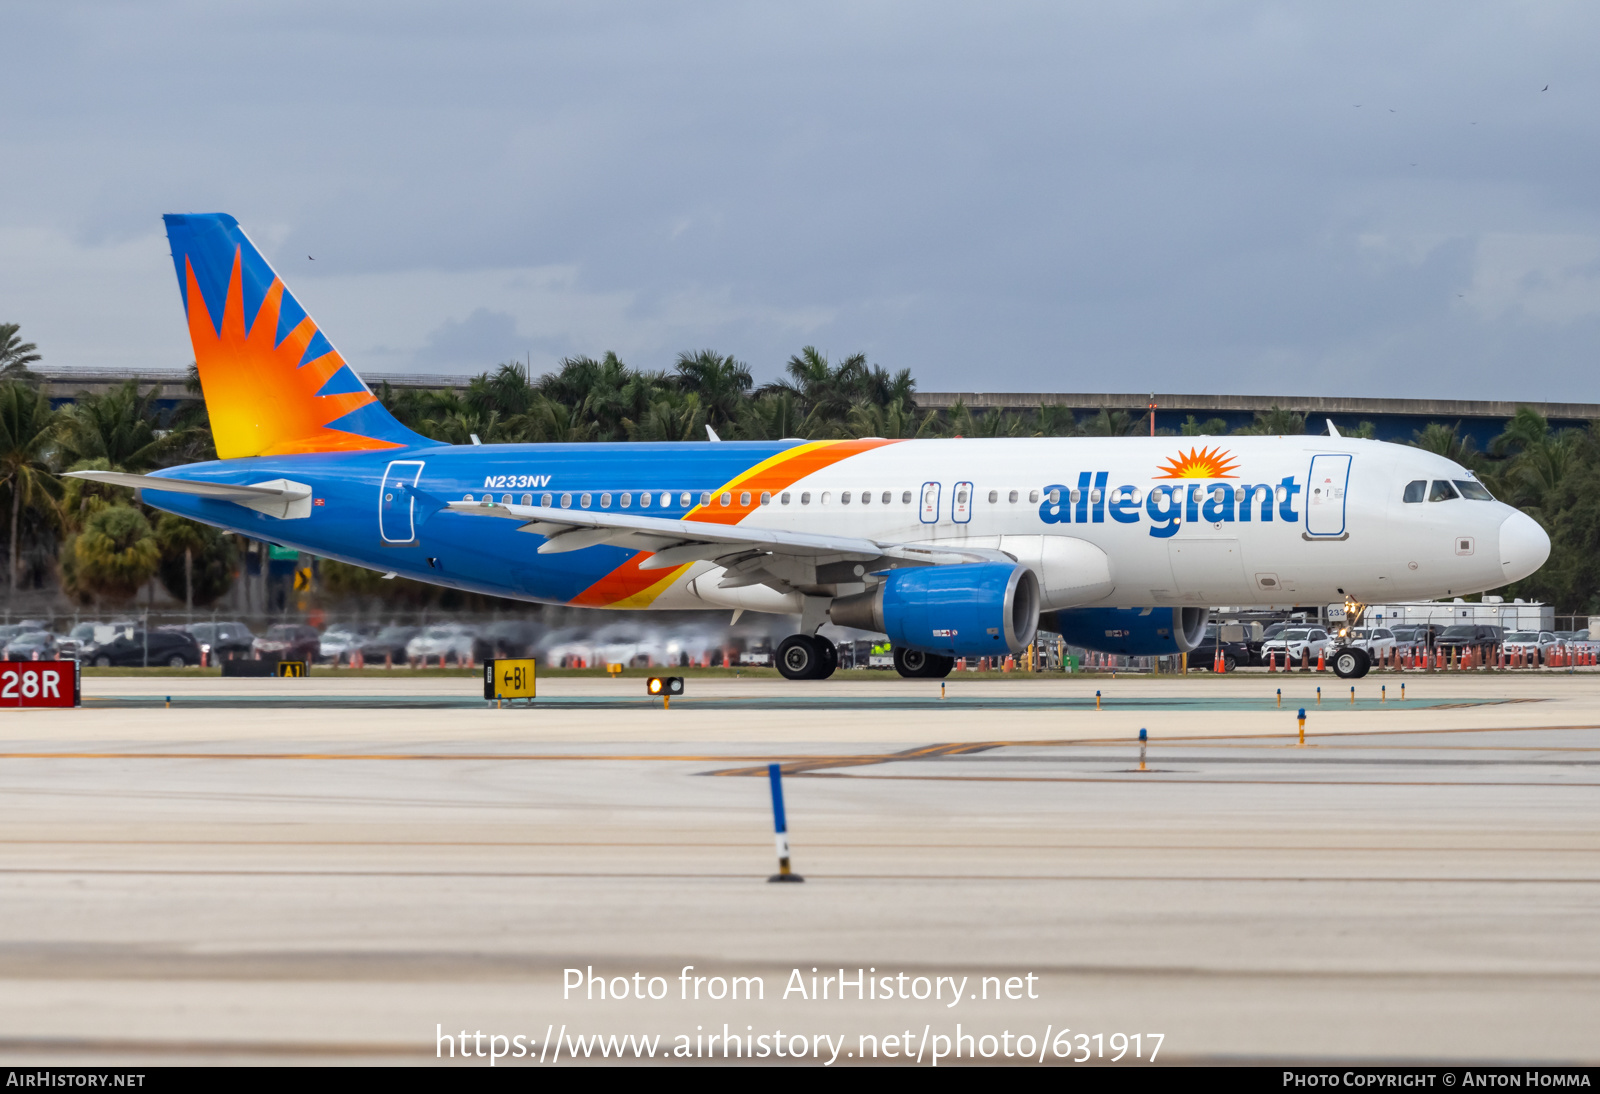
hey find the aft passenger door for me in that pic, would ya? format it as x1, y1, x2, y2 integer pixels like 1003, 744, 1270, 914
1305, 454, 1352, 538
380, 460, 425, 544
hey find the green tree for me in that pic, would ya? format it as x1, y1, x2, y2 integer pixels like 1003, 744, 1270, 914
1078, 408, 1144, 437
845, 397, 940, 440
1236, 407, 1307, 436
673, 350, 752, 432
155, 514, 236, 609
0, 381, 60, 599
1180, 415, 1230, 436
0, 323, 42, 379
59, 380, 172, 470
624, 391, 707, 442
1029, 405, 1077, 437
71, 505, 160, 604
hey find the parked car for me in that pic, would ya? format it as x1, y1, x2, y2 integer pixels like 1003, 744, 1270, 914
1434, 625, 1503, 658
1260, 627, 1332, 665
85, 630, 202, 668
406, 624, 477, 664
470, 621, 543, 663
1195, 623, 1254, 672
359, 626, 421, 664
1502, 630, 1558, 664
2, 631, 59, 661
318, 624, 376, 664
187, 622, 256, 662
1346, 627, 1397, 660
252, 623, 321, 664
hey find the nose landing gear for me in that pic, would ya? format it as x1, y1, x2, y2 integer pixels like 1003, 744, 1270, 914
1331, 646, 1370, 679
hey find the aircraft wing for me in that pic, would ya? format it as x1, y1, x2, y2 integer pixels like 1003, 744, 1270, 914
443, 499, 1006, 581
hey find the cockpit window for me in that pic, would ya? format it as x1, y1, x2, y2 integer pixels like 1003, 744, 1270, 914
1428, 480, 1460, 502
1403, 480, 1426, 503
1454, 479, 1494, 501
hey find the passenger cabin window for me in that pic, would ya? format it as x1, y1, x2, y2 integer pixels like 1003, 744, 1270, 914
860, 491, 871, 505
681, 492, 692, 507
1009, 490, 1018, 503
1403, 480, 1426, 503
841, 491, 851, 504
901, 491, 912, 504
521, 494, 532, 506
600, 493, 612, 508
1455, 479, 1494, 501
560, 493, 573, 508
988, 490, 998, 504
700, 492, 711, 506
541, 493, 553, 507
781, 493, 791, 505
1030, 490, 1039, 503
620, 493, 631, 508
761, 492, 771, 505
740, 491, 751, 506
882, 491, 891, 504
1428, 480, 1460, 502
801, 492, 811, 505
639, 493, 651, 507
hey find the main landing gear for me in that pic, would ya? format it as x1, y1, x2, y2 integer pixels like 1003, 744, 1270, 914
893, 647, 954, 680
776, 634, 838, 680
1330, 646, 1371, 680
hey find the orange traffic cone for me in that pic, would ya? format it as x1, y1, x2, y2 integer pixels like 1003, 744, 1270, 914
1316, 649, 1325, 672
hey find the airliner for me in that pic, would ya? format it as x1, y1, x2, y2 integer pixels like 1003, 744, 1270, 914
69, 214, 1551, 681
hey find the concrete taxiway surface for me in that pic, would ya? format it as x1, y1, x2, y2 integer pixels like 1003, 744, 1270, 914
0, 671, 1595, 1064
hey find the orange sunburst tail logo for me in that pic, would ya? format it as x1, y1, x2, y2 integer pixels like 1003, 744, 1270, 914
1157, 445, 1239, 479
164, 213, 425, 459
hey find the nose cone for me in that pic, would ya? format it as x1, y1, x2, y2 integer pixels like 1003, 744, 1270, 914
1498, 510, 1551, 583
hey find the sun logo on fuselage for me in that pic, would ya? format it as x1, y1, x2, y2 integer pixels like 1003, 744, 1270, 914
1156, 445, 1239, 479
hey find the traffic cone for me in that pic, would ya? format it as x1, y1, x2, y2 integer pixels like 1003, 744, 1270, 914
1214, 648, 1224, 673
1267, 651, 1276, 673
1316, 649, 1325, 672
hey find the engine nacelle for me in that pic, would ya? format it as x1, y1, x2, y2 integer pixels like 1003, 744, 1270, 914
829, 562, 1040, 656
1043, 606, 1209, 656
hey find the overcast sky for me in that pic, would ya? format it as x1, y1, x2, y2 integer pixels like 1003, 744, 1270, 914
4, 2, 1599, 400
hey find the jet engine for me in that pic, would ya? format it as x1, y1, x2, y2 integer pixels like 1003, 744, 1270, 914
829, 562, 1040, 656
1043, 606, 1209, 656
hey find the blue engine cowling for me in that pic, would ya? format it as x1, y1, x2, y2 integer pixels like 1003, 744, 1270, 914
828, 562, 1040, 656
1043, 607, 1209, 655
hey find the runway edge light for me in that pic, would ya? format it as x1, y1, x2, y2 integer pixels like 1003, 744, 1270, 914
766, 763, 804, 884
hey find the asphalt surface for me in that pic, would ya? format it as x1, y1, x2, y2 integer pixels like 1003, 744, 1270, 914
0, 671, 1595, 1065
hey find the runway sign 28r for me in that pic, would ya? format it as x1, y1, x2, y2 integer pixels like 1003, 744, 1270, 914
1, 661, 80, 708
484, 658, 537, 701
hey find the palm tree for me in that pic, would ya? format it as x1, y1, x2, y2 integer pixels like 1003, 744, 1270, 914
739, 391, 818, 440
0, 382, 60, 600
1180, 415, 1230, 436
1078, 408, 1144, 437
845, 397, 940, 440
1234, 406, 1306, 436
0, 324, 42, 378
624, 391, 706, 442
1029, 405, 1076, 437
71, 505, 160, 605
1490, 407, 1580, 519
674, 350, 752, 431
155, 514, 235, 610
58, 380, 171, 470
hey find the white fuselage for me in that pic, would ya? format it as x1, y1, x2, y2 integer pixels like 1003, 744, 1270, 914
648, 435, 1548, 614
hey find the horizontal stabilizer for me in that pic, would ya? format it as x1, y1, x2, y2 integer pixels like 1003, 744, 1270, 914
65, 471, 313, 520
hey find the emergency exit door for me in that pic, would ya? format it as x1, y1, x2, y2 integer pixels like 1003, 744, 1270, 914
1305, 454, 1351, 537
380, 460, 425, 544
919, 481, 941, 524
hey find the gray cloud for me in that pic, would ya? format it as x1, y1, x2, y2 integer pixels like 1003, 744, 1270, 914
2, 2, 1599, 400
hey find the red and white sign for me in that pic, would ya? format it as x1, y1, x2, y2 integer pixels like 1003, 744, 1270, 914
1, 661, 79, 708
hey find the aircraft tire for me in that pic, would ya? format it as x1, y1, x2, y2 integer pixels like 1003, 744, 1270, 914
813, 636, 838, 680
1331, 647, 1370, 680
893, 647, 955, 679
777, 635, 822, 680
